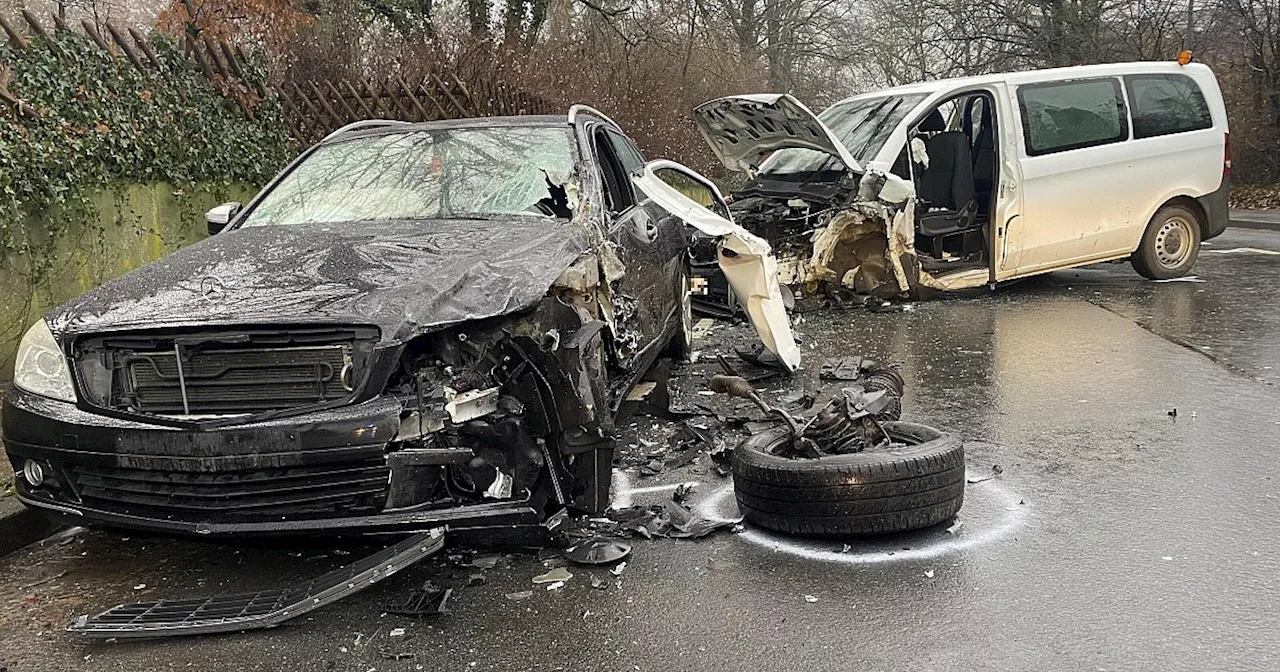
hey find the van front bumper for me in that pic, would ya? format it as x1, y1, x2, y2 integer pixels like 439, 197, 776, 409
2, 387, 543, 537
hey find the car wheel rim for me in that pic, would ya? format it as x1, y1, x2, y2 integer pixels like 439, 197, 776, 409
1154, 216, 1194, 269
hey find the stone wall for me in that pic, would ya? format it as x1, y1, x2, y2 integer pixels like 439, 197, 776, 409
0, 182, 258, 382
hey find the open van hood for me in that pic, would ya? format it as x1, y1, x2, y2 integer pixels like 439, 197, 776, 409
693, 94, 861, 175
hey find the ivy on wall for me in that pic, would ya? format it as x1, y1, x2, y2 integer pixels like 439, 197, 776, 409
0, 30, 295, 285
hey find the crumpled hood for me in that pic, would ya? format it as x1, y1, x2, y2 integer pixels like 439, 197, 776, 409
46, 218, 589, 344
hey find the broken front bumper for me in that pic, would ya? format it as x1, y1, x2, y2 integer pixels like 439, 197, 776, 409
1, 387, 544, 536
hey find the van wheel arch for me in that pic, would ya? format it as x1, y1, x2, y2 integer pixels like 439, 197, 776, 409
1164, 195, 1208, 237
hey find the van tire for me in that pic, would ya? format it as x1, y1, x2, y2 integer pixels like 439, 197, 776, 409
1132, 204, 1202, 280
731, 423, 965, 537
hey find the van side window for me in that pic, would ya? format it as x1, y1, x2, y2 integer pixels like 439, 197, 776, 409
1123, 74, 1213, 139
1017, 78, 1128, 156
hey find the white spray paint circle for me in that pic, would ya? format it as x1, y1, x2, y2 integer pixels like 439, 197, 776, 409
611, 469, 1029, 565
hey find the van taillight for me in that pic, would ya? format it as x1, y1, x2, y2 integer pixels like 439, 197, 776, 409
1224, 133, 1232, 177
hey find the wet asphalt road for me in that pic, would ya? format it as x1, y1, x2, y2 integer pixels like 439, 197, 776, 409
4, 228, 1280, 671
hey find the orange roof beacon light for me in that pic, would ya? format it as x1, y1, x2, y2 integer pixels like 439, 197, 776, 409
1177, 50, 1193, 66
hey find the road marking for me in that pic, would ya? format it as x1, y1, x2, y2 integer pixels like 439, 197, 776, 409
1205, 247, 1280, 256
610, 471, 703, 509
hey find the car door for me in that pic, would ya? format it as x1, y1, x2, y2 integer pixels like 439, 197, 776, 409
631, 160, 801, 371
589, 125, 683, 360
1004, 76, 1138, 274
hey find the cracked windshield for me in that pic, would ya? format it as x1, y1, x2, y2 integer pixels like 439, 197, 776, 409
241, 126, 574, 226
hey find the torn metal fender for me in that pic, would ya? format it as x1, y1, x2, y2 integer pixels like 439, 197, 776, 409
801, 170, 926, 297
632, 161, 802, 371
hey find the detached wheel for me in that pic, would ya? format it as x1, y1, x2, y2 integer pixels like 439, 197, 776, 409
732, 422, 964, 537
1132, 204, 1202, 280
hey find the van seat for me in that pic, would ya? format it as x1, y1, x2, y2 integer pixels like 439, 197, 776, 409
918, 131, 978, 237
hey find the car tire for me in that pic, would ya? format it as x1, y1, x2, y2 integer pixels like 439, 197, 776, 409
667, 266, 695, 361
1132, 204, 1202, 280
732, 422, 964, 537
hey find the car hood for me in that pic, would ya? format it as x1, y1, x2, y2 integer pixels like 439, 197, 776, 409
46, 217, 590, 345
693, 93, 861, 175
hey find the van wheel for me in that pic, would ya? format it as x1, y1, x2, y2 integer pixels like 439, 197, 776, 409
1132, 205, 1202, 280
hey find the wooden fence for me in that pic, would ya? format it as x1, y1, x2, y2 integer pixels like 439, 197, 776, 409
0, 11, 556, 143
280, 73, 557, 144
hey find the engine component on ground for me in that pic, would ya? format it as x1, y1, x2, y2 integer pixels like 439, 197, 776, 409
802, 386, 895, 455
67, 529, 445, 638
732, 423, 964, 536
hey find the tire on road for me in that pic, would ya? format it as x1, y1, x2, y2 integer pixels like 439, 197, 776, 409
732, 422, 965, 537
1131, 203, 1202, 280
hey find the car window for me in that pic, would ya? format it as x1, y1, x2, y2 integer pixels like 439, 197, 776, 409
240, 127, 574, 226
1017, 78, 1128, 156
1124, 74, 1213, 139
594, 128, 635, 212
967, 97, 986, 144
652, 167, 732, 220
605, 130, 646, 175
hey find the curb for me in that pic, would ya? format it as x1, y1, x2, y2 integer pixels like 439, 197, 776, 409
1230, 210, 1280, 232
0, 496, 65, 558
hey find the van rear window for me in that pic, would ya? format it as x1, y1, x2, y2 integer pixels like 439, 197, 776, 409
1017, 78, 1128, 156
1124, 74, 1213, 139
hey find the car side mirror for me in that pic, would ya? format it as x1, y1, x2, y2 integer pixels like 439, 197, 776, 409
205, 202, 241, 235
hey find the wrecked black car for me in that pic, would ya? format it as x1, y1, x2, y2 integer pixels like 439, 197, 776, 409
4, 108, 797, 537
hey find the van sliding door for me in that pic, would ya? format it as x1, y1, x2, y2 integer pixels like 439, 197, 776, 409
1004, 77, 1136, 275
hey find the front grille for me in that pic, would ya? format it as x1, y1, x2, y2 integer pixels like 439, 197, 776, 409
73, 326, 377, 418
67, 460, 390, 518
124, 346, 351, 414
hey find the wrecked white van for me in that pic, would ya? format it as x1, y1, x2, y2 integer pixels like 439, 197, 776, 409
694, 59, 1230, 297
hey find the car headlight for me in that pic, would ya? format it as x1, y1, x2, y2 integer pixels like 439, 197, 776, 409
14, 319, 77, 403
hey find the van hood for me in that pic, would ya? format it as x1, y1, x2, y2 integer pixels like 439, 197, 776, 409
693, 94, 861, 175
45, 218, 589, 344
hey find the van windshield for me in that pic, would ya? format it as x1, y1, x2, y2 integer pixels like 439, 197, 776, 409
240, 126, 575, 226
761, 93, 928, 176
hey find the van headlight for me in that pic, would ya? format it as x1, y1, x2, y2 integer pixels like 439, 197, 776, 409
14, 320, 77, 403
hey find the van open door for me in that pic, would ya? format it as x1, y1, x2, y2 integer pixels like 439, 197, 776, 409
990, 83, 1025, 283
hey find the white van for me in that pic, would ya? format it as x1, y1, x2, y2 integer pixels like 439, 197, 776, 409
693, 59, 1230, 296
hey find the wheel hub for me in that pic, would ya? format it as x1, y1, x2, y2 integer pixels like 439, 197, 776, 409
1154, 217, 1194, 268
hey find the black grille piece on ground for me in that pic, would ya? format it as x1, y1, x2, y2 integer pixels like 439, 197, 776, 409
124, 345, 351, 414
67, 460, 390, 519
68, 529, 445, 638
